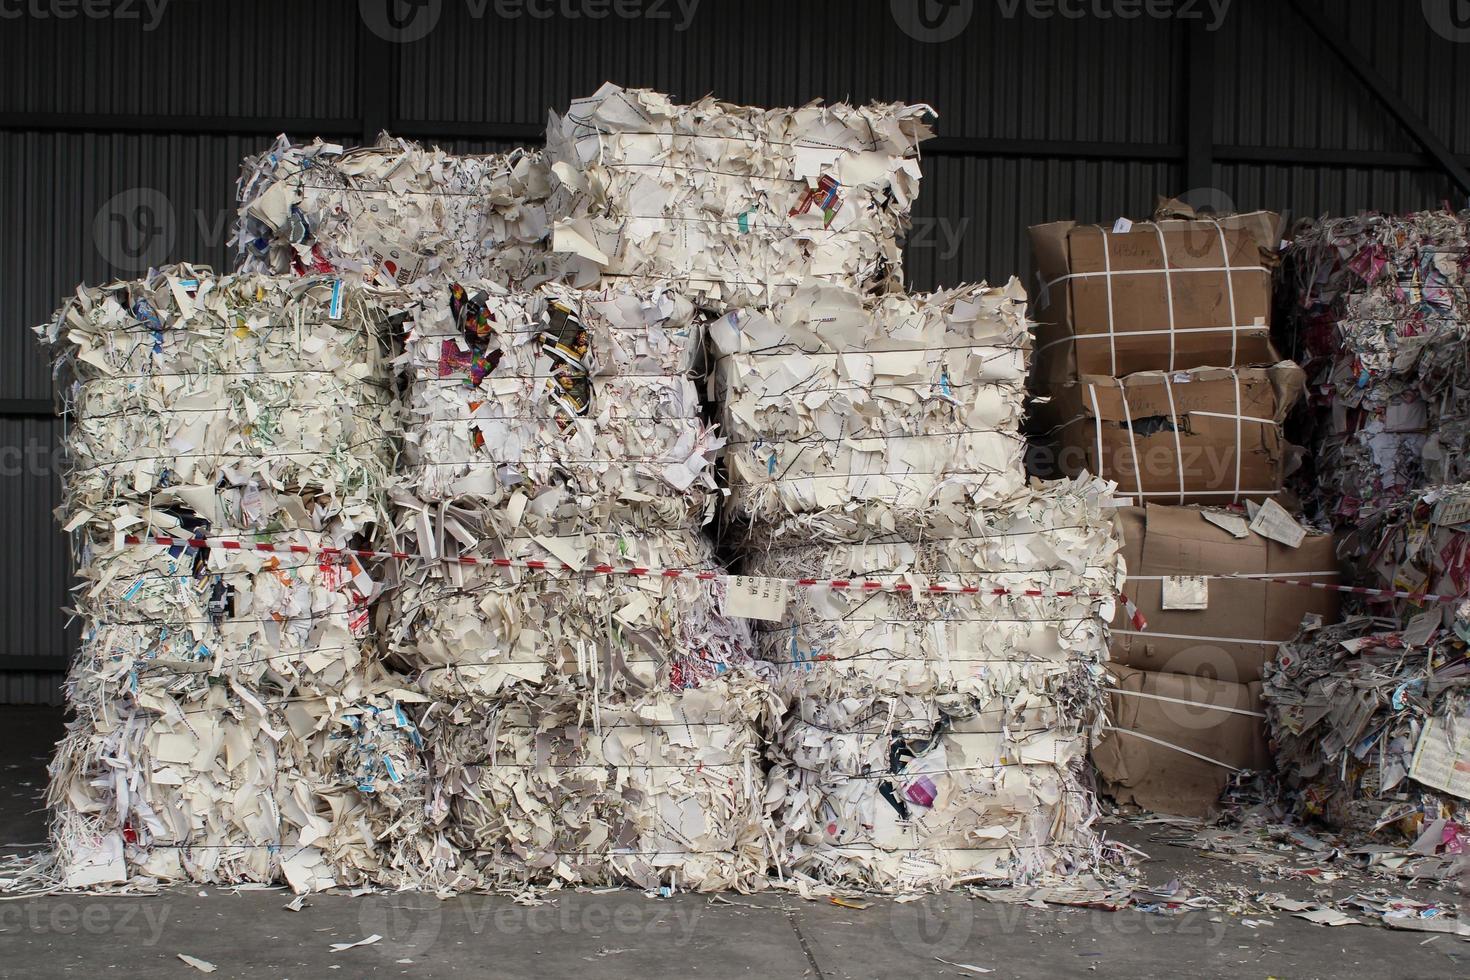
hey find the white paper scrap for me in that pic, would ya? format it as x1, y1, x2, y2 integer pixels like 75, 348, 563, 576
724, 576, 793, 621
1409, 718, 1470, 801
330, 935, 383, 953
177, 955, 218, 973
1201, 510, 1251, 539
1248, 498, 1306, 548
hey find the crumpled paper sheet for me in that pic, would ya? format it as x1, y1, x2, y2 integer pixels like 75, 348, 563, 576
403, 678, 778, 892
386, 500, 758, 701
236, 133, 565, 289
391, 279, 722, 532
1284, 211, 1470, 523
1262, 615, 1469, 845
711, 280, 1031, 544
35, 265, 398, 535
546, 83, 934, 308
46, 538, 426, 892
765, 692, 1100, 891
748, 477, 1123, 890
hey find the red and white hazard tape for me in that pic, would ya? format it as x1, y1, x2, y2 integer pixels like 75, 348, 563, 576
120, 534, 1108, 600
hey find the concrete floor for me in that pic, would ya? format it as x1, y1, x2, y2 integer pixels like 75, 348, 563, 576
1, 706, 1465, 979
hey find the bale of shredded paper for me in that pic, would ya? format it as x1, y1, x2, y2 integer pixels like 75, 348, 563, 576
236, 134, 564, 289
712, 280, 1031, 544
35, 265, 398, 535
408, 679, 777, 892
546, 83, 933, 307
765, 690, 1103, 890
1283, 210, 1470, 523
748, 478, 1122, 888
1348, 482, 1470, 618
392, 279, 721, 531
1262, 616, 1470, 851
46, 538, 425, 891
385, 508, 756, 701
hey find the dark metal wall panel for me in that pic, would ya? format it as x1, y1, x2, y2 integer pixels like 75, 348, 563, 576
394, 0, 1182, 146
0, 417, 70, 670
0, 672, 65, 707
1215, 162, 1457, 229
1214, 0, 1470, 155
0, 0, 357, 121
1, 131, 279, 403
904, 155, 1184, 293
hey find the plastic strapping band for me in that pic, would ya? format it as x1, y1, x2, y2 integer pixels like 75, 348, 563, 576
1101, 228, 1117, 375
1214, 220, 1239, 367
1117, 384, 1143, 498
1105, 687, 1267, 719
1154, 225, 1177, 372
1162, 375, 1185, 503
1088, 384, 1106, 482
1232, 372, 1243, 504
1102, 726, 1242, 771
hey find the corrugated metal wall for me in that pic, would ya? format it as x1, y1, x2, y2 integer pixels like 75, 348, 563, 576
2, 0, 1465, 702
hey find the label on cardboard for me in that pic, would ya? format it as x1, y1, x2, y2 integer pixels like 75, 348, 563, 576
1249, 498, 1306, 548
1111, 217, 1133, 234
1409, 718, 1470, 802
725, 576, 793, 621
1161, 575, 1209, 610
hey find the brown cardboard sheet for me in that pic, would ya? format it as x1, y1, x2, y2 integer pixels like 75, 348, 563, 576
1093, 665, 1269, 818
1048, 364, 1305, 505
1031, 211, 1282, 383
1109, 504, 1341, 683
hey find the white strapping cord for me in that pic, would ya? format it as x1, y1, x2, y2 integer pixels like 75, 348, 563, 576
1154, 225, 1178, 372
1044, 265, 1271, 290
1117, 385, 1143, 498
1112, 628, 1284, 645
1232, 372, 1243, 504
1213, 220, 1240, 367
1162, 374, 1185, 503
1088, 384, 1107, 483
1105, 687, 1267, 718
1101, 229, 1118, 375
1103, 726, 1243, 771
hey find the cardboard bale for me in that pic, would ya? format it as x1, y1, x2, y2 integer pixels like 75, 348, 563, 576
1093, 665, 1269, 818
1111, 504, 1341, 683
1030, 211, 1281, 384
1046, 363, 1305, 505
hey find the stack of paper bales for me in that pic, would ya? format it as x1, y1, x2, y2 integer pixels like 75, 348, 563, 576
236, 134, 571, 290
1283, 210, 1470, 524
1031, 204, 1304, 506
36, 267, 421, 891
750, 481, 1122, 889
546, 83, 933, 309
709, 265, 1122, 888
1093, 504, 1340, 817
383, 277, 772, 891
